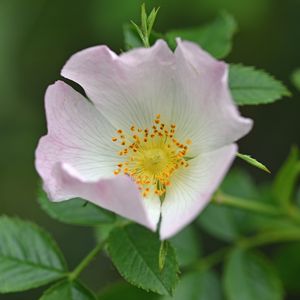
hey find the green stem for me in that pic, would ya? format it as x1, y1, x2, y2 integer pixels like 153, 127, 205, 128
143, 36, 150, 48
68, 240, 106, 281
187, 228, 300, 273
213, 192, 300, 225
213, 192, 282, 216
239, 228, 300, 249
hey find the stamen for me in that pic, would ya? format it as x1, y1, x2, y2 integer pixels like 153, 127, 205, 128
112, 114, 191, 198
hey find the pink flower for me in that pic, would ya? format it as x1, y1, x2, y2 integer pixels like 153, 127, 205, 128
35, 40, 252, 239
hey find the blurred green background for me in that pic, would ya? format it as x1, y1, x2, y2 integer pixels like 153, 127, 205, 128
0, 0, 299, 299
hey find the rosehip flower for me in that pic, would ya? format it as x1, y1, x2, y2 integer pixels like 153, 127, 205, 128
35, 39, 252, 239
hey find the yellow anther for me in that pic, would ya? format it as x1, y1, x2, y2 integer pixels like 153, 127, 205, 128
111, 115, 191, 197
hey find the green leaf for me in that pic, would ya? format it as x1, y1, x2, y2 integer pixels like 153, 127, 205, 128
95, 223, 118, 244
273, 147, 300, 209
291, 68, 300, 91
0, 216, 67, 293
273, 243, 300, 293
38, 189, 115, 226
170, 226, 201, 267
129, 21, 145, 48
128, 4, 160, 48
162, 271, 222, 300
147, 7, 160, 35
236, 153, 270, 173
40, 281, 96, 300
94, 216, 130, 244
198, 204, 241, 241
198, 169, 259, 241
229, 64, 291, 105
159, 240, 169, 271
107, 224, 179, 296
224, 249, 283, 300
166, 12, 237, 58
123, 24, 162, 50
141, 3, 148, 37
98, 282, 158, 300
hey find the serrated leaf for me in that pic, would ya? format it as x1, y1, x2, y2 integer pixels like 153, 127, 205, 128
224, 249, 283, 300
107, 224, 179, 296
166, 12, 237, 58
291, 68, 300, 91
40, 280, 96, 300
162, 270, 222, 300
198, 169, 259, 241
273, 147, 300, 209
237, 153, 270, 173
98, 282, 157, 300
229, 64, 290, 105
0, 216, 67, 293
170, 226, 201, 267
38, 189, 115, 226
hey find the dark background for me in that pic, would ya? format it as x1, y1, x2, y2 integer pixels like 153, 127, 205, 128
0, 0, 299, 299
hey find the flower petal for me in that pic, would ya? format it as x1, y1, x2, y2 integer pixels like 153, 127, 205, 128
61, 40, 176, 130
50, 163, 161, 231
35, 81, 161, 230
35, 81, 119, 189
61, 40, 251, 157
160, 144, 237, 240
172, 40, 252, 153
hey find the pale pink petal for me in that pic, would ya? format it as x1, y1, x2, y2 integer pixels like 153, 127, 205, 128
35, 81, 119, 187
160, 144, 237, 240
61, 40, 176, 131
35, 81, 161, 230
61, 40, 251, 157
50, 163, 161, 230
37, 41, 253, 237
172, 40, 252, 153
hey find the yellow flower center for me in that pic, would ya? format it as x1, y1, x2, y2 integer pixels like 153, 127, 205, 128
112, 114, 192, 198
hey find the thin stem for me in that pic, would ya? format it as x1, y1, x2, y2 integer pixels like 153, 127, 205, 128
213, 192, 300, 225
239, 228, 300, 249
68, 240, 106, 281
213, 192, 282, 216
187, 228, 300, 273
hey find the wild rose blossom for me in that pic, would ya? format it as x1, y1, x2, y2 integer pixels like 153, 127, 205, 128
35, 39, 252, 239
